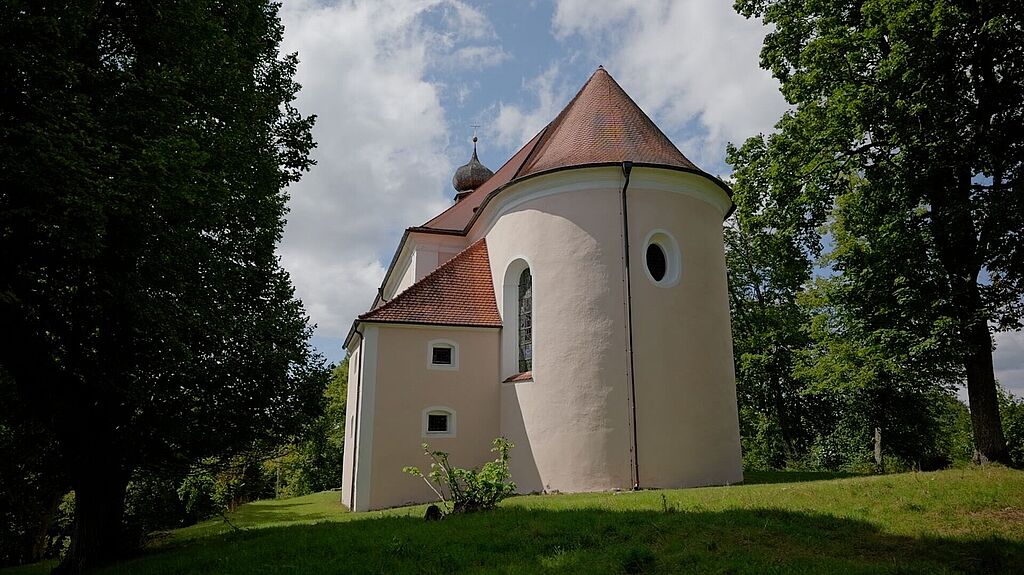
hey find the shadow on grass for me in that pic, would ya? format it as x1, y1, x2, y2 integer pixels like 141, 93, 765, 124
741, 470, 862, 485
94, 506, 1022, 575
171, 499, 350, 535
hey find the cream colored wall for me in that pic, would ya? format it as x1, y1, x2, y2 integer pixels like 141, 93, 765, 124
366, 324, 500, 510
482, 172, 635, 493
477, 166, 740, 494
351, 165, 740, 508
627, 181, 743, 488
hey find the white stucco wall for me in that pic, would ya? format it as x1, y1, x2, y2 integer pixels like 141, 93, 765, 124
481, 170, 635, 493
386, 233, 469, 301
340, 344, 360, 509
627, 182, 743, 488
478, 166, 740, 493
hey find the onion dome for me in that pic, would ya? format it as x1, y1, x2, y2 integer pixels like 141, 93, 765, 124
452, 136, 494, 200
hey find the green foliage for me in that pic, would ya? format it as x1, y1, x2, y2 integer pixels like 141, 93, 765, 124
177, 472, 220, 523
0, 373, 66, 567
123, 475, 189, 547
1001, 389, 1024, 468
0, 0, 324, 568
726, 217, 814, 468
730, 0, 1024, 464
273, 360, 348, 497
738, 408, 783, 471
403, 438, 516, 514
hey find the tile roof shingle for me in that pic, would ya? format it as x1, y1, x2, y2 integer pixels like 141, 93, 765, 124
359, 238, 501, 328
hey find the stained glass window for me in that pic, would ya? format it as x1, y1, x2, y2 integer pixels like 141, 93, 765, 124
518, 268, 532, 373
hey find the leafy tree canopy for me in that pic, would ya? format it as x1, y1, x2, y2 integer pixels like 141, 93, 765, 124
731, 0, 1024, 463
0, 1, 324, 571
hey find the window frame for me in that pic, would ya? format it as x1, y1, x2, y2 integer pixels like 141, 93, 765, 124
426, 339, 459, 371
502, 257, 535, 382
642, 229, 682, 287
421, 406, 456, 438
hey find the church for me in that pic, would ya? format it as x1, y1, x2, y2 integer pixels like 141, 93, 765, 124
341, 67, 742, 511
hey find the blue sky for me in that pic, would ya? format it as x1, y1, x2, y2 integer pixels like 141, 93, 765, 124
275, 0, 1023, 397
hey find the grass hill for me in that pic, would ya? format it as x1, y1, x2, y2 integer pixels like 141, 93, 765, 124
5, 467, 1024, 574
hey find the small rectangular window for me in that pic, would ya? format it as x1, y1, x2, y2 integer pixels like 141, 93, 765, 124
427, 413, 449, 433
431, 346, 452, 365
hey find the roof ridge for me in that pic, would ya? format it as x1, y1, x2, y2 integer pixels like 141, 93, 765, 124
360, 237, 488, 319
510, 68, 602, 180
510, 125, 549, 181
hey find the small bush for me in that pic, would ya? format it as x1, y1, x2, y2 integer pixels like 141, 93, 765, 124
403, 437, 516, 514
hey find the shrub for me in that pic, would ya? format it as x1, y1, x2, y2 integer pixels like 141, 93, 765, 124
403, 437, 516, 514
1001, 389, 1024, 468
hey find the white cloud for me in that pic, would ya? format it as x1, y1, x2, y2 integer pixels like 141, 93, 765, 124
278, 0, 505, 340
995, 331, 1024, 398
490, 63, 572, 149
449, 45, 511, 69
551, 0, 788, 170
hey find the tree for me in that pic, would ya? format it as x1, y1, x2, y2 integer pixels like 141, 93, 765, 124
733, 0, 1024, 463
275, 359, 348, 496
0, 1, 324, 571
0, 372, 67, 567
724, 212, 814, 467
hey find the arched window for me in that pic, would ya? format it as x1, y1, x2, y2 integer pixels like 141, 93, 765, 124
518, 268, 532, 372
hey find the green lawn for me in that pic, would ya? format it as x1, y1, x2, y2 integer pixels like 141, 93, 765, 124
6, 466, 1024, 574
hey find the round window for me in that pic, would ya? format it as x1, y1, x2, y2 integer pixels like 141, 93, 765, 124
642, 230, 681, 287
646, 243, 667, 282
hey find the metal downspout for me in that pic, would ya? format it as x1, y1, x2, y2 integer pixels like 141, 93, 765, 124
347, 326, 364, 507
620, 161, 640, 490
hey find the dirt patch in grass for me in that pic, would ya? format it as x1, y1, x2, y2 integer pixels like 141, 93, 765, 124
973, 508, 1024, 523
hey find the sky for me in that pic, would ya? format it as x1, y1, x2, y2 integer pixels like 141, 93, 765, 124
274, 0, 1023, 398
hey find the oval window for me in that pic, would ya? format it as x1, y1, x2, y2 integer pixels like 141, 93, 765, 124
646, 243, 667, 282
642, 230, 681, 287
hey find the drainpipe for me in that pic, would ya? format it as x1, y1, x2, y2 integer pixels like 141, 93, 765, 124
620, 161, 640, 490
347, 325, 365, 508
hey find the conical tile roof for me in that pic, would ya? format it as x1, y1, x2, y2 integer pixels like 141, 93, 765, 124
423, 67, 709, 232
515, 66, 697, 177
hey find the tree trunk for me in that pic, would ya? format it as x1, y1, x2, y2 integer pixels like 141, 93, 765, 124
54, 468, 130, 574
964, 316, 1009, 464
926, 168, 1009, 465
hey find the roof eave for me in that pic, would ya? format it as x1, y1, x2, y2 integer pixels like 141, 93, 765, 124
461, 162, 735, 234
358, 319, 502, 329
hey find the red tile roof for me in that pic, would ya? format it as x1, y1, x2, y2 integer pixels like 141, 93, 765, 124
422, 131, 543, 231
359, 238, 501, 328
517, 67, 697, 177
420, 67, 701, 232
502, 371, 533, 383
